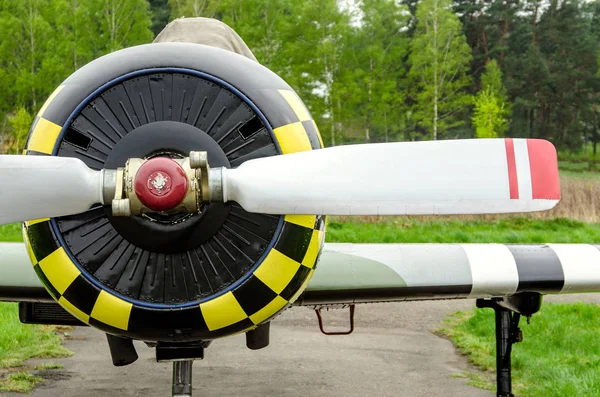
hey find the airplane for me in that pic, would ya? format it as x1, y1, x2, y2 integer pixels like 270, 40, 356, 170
0, 17, 594, 397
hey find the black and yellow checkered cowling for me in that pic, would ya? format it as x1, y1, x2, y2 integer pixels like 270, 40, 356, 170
22, 43, 326, 342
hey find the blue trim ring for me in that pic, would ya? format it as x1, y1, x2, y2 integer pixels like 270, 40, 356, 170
24, 64, 325, 339
47, 68, 284, 309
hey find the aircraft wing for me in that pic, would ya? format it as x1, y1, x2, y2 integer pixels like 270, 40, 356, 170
295, 243, 600, 306
2, 241, 600, 306
0, 243, 50, 302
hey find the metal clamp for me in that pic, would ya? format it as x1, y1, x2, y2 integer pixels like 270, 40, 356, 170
315, 305, 355, 335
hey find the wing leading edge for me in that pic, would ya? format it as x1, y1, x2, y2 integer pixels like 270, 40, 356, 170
295, 243, 600, 306
0, 243, 50, 302
2, 242, 600, 306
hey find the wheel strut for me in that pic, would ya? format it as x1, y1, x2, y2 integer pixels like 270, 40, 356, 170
477, 298, 526, 397
172, 360, 193, 397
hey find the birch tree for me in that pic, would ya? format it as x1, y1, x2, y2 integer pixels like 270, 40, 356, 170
408, 0, 472, 140
88, 0, 154, 53
353, 0, 411, 142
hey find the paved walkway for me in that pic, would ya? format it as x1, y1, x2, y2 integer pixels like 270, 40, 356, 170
8, 294, 600, 397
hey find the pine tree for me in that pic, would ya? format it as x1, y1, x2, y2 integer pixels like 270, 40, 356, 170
473, 88, 507, 138
473, 59, 510, 138
149, 0, 171, 35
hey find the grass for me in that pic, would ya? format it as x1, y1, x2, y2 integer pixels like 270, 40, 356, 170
0, 303, 71, 393
439, 303, 600, 397
326, 217, 600, 243
559, 168, 600, 180
0, 373, 41, 393
0, 303, 71, 369
0, 223, 22, 242
5, 217, 600, 244
33, 362, 63, 371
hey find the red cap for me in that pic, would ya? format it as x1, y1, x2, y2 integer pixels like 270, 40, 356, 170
134, 157, 188, 211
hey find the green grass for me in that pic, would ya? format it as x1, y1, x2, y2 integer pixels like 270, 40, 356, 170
326, 217, 600, 244
0, 303, 71, 393
0, 223, 22, 242
33, 362, 63, 371
0, 373, 41, 393
439, 303, 600, 397
559, 167, 600, 180
0, 303, 71, 369
4, 217, 600, 245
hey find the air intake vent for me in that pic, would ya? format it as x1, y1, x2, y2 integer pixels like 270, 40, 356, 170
19, 302, 87, 326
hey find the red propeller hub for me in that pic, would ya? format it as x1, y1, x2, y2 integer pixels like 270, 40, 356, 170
134, 157, 188, 211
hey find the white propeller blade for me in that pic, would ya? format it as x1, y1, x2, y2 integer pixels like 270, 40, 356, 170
0, 156, 104, 225
222, 138, 560, 215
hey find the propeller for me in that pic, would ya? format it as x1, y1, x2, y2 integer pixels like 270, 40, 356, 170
0, 138, 559, 224
222, 138, 560, 215
0, 156, 106, 224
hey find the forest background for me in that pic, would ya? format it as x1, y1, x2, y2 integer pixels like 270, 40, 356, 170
2, 0, 600, 155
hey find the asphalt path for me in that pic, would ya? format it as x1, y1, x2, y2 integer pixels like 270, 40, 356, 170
8, 295, 599, 397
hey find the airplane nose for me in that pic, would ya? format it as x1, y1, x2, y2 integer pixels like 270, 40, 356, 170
134, 156, 188, 211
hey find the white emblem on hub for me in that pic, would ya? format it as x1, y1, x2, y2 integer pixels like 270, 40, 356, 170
151, 173, 169, 191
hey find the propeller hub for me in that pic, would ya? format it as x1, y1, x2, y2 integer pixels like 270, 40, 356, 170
134, 157, 188, 211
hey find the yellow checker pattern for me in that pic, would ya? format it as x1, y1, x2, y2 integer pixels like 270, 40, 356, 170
25, 216, 325, 336
302, 230, 324, 269
254, 249, 302, 295
38, 248, 80, 295
59, 296, 90, 323
22, 84, 326, 340
273, 122, 312, 154
91, 291, 133, 330
24, 218, 51, 262
200, 291, 248, 331
289, 269, 315, 303
250, 296, 289, 324
26, 117, 62, 154
284, 214, 316, 229
23, 222, 132, 332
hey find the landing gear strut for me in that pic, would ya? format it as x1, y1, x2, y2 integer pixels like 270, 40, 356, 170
158, 323, 272, 396
476, 293, 542, 397
172, 361, 193, 397
156, 343, 206, 397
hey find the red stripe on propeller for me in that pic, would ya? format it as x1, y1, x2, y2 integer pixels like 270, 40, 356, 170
504, 138, 519, 199
527, 139, 560, 200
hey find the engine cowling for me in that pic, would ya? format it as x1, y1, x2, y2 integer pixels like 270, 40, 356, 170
22, 43, 326, 342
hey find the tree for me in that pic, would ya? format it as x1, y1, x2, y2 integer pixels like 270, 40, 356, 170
472, 88, 507, 138
149, 0, 171, 35
502, 0, 597, 149
217, 0, 295, 74
0, 0, 154, 151
87, 0, 154, 53
408, 0, 472, 140
349, 0, 411, 143
217, 0, 352, 146
473, 59, 510, 138
0, 0, 53, 111
6, 108, 33, 154
169, 0, 219, 19
535, 0, 598, 149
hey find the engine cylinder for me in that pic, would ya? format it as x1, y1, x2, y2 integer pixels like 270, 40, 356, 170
23, 43, 326, 342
